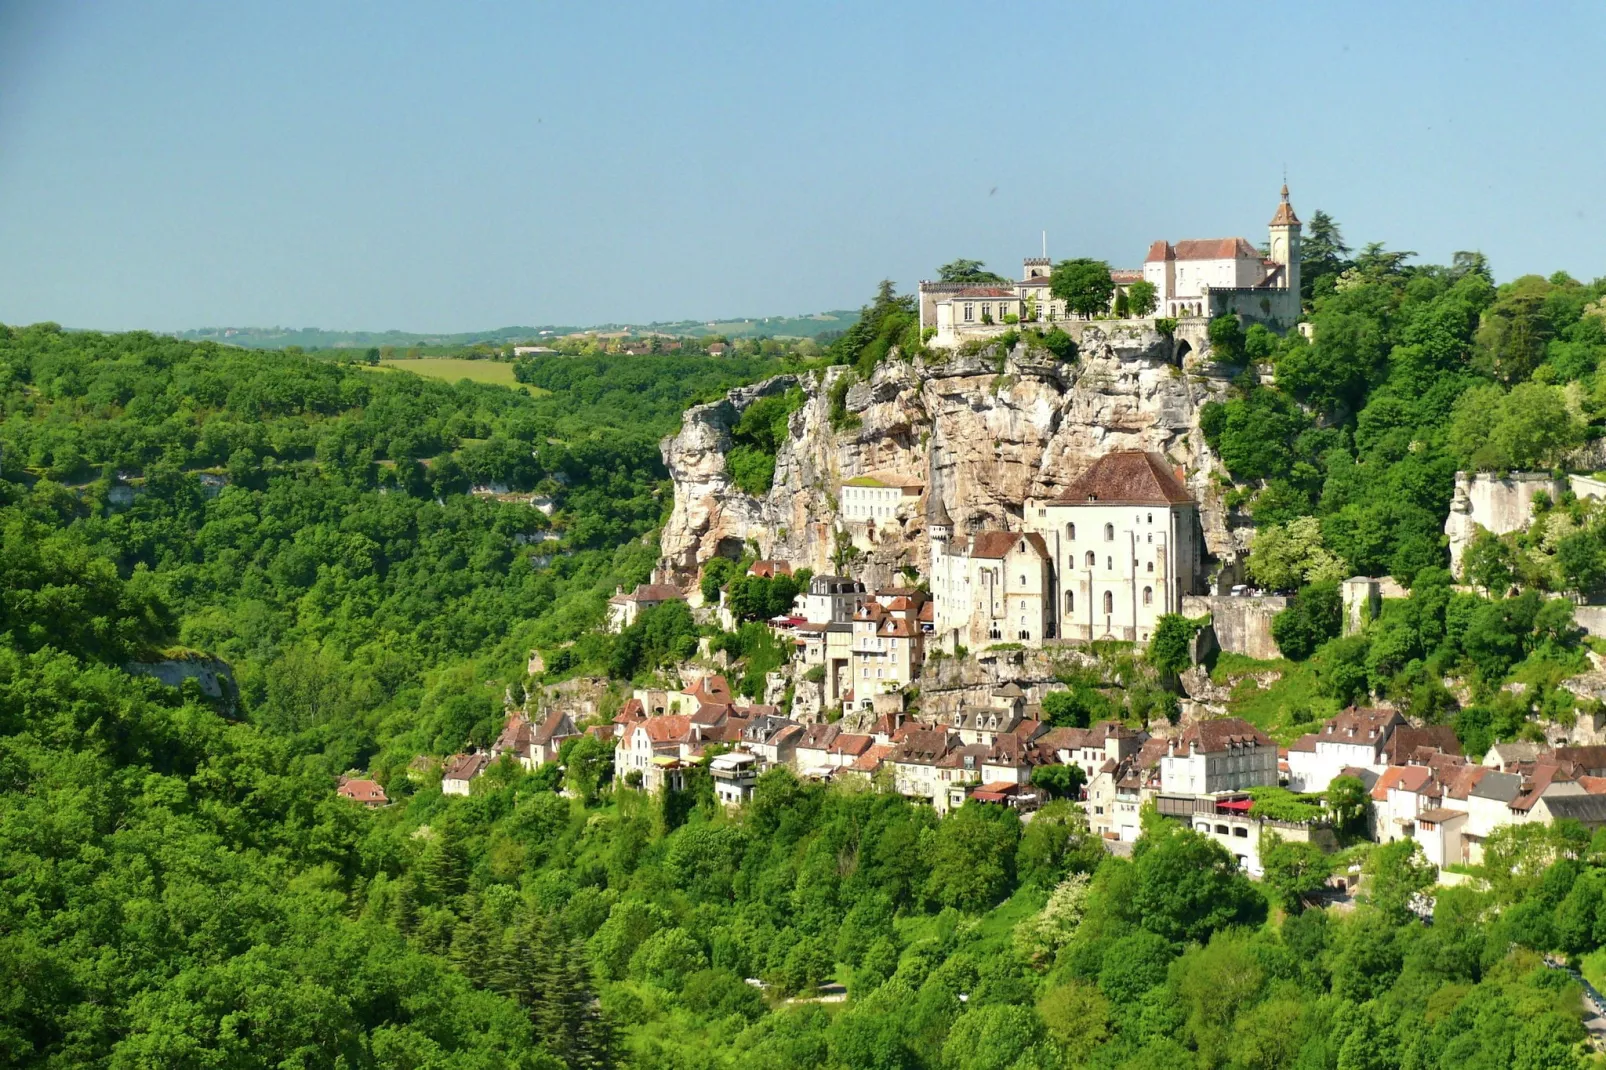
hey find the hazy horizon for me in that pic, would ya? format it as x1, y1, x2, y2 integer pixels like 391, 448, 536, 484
4, 1, 1604, 333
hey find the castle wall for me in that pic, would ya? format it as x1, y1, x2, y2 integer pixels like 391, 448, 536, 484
1181, 594, 1287, 660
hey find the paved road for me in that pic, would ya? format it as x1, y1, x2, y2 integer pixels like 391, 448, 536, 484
1543, 955, 1606, 1045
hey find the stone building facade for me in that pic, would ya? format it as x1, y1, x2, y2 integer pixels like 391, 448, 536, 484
1026, 451, 1204, 643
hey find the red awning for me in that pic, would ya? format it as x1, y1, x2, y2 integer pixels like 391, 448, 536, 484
1217, 798, 1254, 812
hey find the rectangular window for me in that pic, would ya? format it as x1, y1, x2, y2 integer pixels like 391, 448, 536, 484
963, 303, 974, 322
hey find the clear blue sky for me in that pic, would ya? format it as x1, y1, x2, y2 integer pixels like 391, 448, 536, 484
2, 1, 1603, 333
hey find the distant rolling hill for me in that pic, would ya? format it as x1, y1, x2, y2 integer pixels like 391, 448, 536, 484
175, 310, 859, 350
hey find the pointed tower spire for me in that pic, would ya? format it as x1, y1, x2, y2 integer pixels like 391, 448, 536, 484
1269, 182, 1299, 227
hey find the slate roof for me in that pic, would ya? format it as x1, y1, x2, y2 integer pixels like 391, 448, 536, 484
1469, 770, 1523, 804
1542, 794, 1606, 822
1058, 451, 1193, 506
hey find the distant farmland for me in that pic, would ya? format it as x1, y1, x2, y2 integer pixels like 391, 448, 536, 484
377, 357, 528, 388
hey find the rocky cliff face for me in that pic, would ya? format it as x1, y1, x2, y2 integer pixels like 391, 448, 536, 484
659, 326, 1237, 591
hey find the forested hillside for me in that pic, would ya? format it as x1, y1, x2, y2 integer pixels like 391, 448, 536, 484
8, 254, 1606, 1070
0, 325, 784, 775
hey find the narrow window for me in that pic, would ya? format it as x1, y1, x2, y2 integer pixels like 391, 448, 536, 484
1085, 551, 1095, 567
1103, 591, 1113, 614
1106, 556, 1113, 570
1143, 586, 1153, 606
1067, 522, 1076, 540
1104, 523, 1114, 541
1065, 591, 1074, 613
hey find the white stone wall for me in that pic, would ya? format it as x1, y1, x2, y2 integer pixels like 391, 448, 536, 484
1445, 471, 1565, 576
1031, 501, 1197, 642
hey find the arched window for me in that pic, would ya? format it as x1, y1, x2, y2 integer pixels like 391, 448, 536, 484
1018, 575, 1026, 586
1084, 551, 1095, 567
1147, 513, 1153, 523
1065, 591, 1074, 613
1103, 590, 1113, 614
1146, 561, 1154, 572
1143, 586, 1153, 606
1104, 523, 1114, 541
1066, 522, 1076, 540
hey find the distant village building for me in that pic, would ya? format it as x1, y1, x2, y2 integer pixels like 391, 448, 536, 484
839, 474, 924, 524
607, 582, 684, 632
1143, 185, 1302, 325
918, 184, 1303, 348
442, 752, 490, 796
1025, 450, 1205, 643
337, 776, 389, 807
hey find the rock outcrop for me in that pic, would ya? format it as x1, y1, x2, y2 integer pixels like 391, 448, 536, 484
659, 328, 1236, 591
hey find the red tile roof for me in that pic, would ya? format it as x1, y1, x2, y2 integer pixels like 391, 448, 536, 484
1144, 241, 1174, 263
532, 710, 578, 746
640, 715, 692, 743
338, 778, 389, 805
628, 583, 684, 603
830, 733, 875, 757
1059, 451, 1193, 506
953, 286, 1016, 298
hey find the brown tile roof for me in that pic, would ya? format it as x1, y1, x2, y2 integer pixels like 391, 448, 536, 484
969, 531, 1050, 560
748, 560, 792, 579
1383, 725, 1461, 765
1172, 238, 1262, 261
1416, 807, 1464, 825
1580, 776, 1606, 795
496, 714, 534, 752
629, 583, 684, 602
1513, 762, 1577, 811
1110, 269, 1144, 284
1288, 733, 1319, 753
879, 618, 916, 638
889, 728, 956, 764
830, 733, 875, 757
797, 723, 841, 750
684, 675, 733, 704
953, 286, 1016, 298
1058, 451, 1193, 506
1175, 717, 1272, 754
614, 698, 646, 725
1269, 185, 1300, 227
444, 752, 490, 782
1371, 764, 1433, 801
1144, 240, 1174, 263
1320, 707, 1402, 744
1556, 747, 1606, 775
690, 702, 731, 727
918, 602, 934, 622
850, 743, 894, 773
532, 710, 578, 746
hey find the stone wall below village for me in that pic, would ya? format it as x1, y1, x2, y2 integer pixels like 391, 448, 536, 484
1182, 594, 1286, 661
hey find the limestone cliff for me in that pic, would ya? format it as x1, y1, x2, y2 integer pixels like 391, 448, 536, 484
658, 326, 1238, 591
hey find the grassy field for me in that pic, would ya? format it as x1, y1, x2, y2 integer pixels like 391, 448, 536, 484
378, 357, 523, 385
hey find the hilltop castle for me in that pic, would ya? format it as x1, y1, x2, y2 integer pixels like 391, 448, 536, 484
918, 184, 1302, 348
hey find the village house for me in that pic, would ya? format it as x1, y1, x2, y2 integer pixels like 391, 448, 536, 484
928, 497, 1053, 649
1039, 720, 1147, 781
337, 776, 389, 807
1025, 451, 1204, 644
607, 582, 684, 632
1285, 708, 1406, 793
794, 574, 866, 625
615, 714, 693, 792
1158, 718, 1278, 796
442, 752, 490, 796
1085, 737, 1169, 842
840, 474, 924, 525
493, 709, 581, 768
710, 751, 760, 807
848, 595, 927, 706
